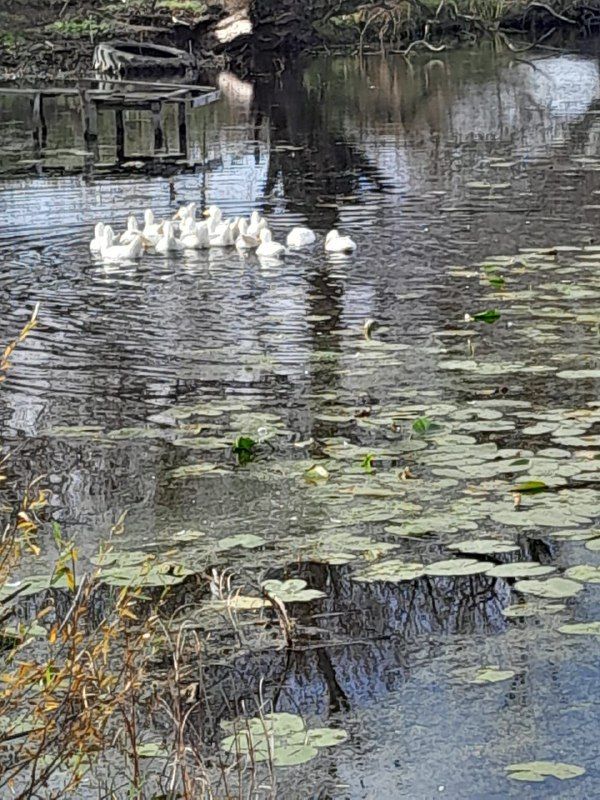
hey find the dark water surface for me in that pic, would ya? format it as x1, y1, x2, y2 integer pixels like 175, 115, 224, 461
1, 45, 600, 798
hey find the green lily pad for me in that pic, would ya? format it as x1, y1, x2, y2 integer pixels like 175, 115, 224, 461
352, 560, 425, 583
424, 558, 488, 577
304, 464, 330, 483
558, 621, 600, 636
585, 537, 600, 551
470, 666, 515, 684
306, 728, 349, 748
273, 744, 319, 767
502, 602, 565, 618
505, 760, 585, 782
514, 577, 583, 599
557, 369, 600, 379
261, 579, 325, 603
448, 539, 519, 556
137, 742, 169, 759
564, 565, 600, 584
173, 529, 205, 541
90, 551, 151, 568
220, 713, 346, 769
486, 562, 555, 579
215, 534, 266, 551
167, 463, 229, 478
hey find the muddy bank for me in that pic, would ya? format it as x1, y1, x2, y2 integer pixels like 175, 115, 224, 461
3, 0, 600, 81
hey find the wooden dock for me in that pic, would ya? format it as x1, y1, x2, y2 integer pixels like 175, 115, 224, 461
0, 78, 221, 174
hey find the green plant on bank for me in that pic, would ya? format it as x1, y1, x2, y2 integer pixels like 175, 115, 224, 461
0, 311, 204, 799
156, 0, 208, 12
45, 17, 111, 39
0, 310, 304, 800
319, 0, 585, 52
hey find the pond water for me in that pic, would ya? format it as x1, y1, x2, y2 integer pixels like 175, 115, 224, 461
1, 43, 600, 798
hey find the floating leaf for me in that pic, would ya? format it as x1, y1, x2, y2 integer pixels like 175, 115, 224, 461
273, 744, 318, 767
448, 539, 519, 556
304, 464, 330, 483
470, 666, 515, 684
502, 602, 565, 618
585, 537, 600, 552
558, 621, 600, 636
220, 713, 346, 769
167, 463, 229, 478
505, 761, 585, 782
173, 529, 205, 542
470, 309, 501, 324
137, 742, 169, 759
233, 436, 256, 465
557, 369, 600, 379
511, 480, 548, 494
486, 562, 555, 579
412, 417, 442, 435
216, 534, 266, 551
564, 565, 600, 584
424, 558, 488, 577
223, 594, 269, 610
352, 560, 425, 583
261, 579, 325, 603
306, 728, 349, 748
514, 577, 583, 599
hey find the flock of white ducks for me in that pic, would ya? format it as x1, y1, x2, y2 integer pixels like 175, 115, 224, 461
89, 203, 357, 263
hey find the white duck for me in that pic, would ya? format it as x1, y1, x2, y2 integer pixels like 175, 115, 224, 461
247, 210, 267, 238
286, 226, 316, 248
155, 221, 184, 254
179, 217, 201, 249
90, 222, 105, 253
324, 230, 357, 254
208, 208, 236, 247
101, 227, 143, 261
143, 209, 163, 244
195, 220, 211, 248
174, 202, 196, 222
256, 228, 285, 259
119, 215, 141, 244
235, 218, 260, 250
204, 205, 222, 231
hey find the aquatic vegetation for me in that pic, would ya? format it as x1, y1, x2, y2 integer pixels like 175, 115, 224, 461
505, 761, 585, 782
220, 712, 348, 767
261, 579, 325, 603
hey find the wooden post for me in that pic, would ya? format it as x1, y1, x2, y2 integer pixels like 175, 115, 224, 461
178, 100, 187, 158
31, 92, 47, 152
152, 101, 164, 154
115, 107, 125, 162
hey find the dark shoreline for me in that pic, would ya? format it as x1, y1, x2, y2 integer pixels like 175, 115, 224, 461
2, 0, 600, 82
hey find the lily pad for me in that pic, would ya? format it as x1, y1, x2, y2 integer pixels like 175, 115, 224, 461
424, 558, 488, 577
558, 621, 600, 636
564, 565, 600, 584
167, 463, 229, 478
352, 560, 425, 583
304, 464, 330, 483
470, 666, 515, 684
261, 579, 325, 603
448, 539, 519, 556
220, 713, 347, 769
514, 577, 583, 599
486, 562, 555, 579
505, 761, 585, 782
216, 534, 266, 551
